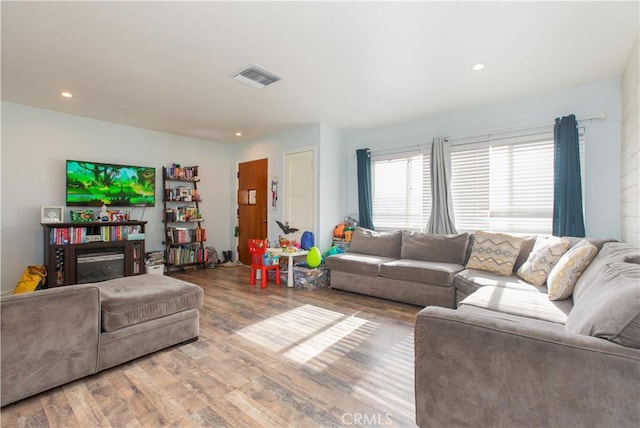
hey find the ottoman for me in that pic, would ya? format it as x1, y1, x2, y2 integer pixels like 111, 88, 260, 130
95, 274, 203, 371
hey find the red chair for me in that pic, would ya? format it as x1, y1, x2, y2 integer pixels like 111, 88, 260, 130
248, 239, 281, 288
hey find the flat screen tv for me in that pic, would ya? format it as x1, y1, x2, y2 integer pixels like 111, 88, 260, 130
66, 160, 156, 207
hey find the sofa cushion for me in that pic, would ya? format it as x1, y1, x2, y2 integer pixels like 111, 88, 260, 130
98, 275, 204, 332
347, 227, 402, 258
457, 304, 566, 333
459, 285, 572, 324
380, 259, 464, 287
516, 236, 570, 286
566, 237, 617, 252
572, 242, 639, 304
455, 269, 548, 300
401, 231, 469, 264
465, 231, 524, 276
513, 236, 538, 271
324, 253, 394, 276
546, 240, 598, 301
566, 262, 640, 348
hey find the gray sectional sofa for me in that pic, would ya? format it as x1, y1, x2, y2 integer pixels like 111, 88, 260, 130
1, 274, 203, 407
326, 228, 470, 307
326, 227, 640, 427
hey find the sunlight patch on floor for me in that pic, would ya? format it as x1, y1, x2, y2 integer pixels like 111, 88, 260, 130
284, 315, 368, 364
235, 304, 379, 369
304, 320, 378, 372
352, 332, 415, 420
234, 304, 345, 352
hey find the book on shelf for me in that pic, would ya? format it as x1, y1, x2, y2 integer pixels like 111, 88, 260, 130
165, 208, 177, 222
164, 187, 201, 202
165, 164, 199, 181
167, 246, 207, 265
165, 227, 206, 245
49, 225, 141, 245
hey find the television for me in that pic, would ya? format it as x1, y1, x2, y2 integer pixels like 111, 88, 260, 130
66, 160, 156, 207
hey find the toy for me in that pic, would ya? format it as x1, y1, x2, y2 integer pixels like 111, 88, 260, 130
344, 226, 355, 242
306, 246, 322, 268
300, 231, 314, 250
324, 246, 344, 257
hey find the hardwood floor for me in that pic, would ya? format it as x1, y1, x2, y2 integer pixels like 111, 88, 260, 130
1, 266, 422, 427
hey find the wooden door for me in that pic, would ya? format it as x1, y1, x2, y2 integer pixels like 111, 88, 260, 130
237, 158, 268, 265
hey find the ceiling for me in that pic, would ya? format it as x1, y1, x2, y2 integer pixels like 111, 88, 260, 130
2, 1, 638, 144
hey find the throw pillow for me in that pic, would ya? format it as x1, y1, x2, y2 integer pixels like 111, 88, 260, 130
546, 239, 598, 301
465, 231, 524, 276
565, 262, 640, 348
516, 236, 571, 286
13, 265, 47, 294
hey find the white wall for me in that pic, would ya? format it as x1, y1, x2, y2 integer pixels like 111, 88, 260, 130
231, 125, 320, 254
621, 39, 640, 247
1, 77, 626, 291
231, 124, 347, 252
318, 124, 348, 249
346, 79, 623, 239
1, 102, 232, 291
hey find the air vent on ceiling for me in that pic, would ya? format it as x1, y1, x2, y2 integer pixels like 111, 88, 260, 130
233, 65, 282, 88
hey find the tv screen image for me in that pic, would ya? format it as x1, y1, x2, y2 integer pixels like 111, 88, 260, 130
66, 160, 156, 207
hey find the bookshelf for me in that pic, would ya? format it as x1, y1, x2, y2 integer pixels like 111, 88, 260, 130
41, 221, 147, 287
163, 165, 207, 274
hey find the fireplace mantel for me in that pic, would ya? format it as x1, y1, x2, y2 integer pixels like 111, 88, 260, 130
41, 221, 147, 287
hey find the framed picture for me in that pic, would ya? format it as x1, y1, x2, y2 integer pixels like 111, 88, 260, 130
41, 206, 64, 223
70, 209, 94, 223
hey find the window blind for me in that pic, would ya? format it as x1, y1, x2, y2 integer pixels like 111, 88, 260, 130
369, 130, 584, 235
489, 140, 554, 234
371, 151, 431, 230
450, 132, 584, 235
450, 145, 490, 232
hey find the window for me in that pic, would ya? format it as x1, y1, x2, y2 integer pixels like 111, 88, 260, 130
449, 145, 490, 231
371, 151, 431, 230
450, 132, 584, 235
369, 130, 584, 235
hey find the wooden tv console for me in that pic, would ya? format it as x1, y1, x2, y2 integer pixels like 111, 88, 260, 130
41, 221, 147, 287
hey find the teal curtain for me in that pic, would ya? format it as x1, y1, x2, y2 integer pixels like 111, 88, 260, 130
427, 137, 457, 234
553, 114, 585, 237
356, 149, 375, 230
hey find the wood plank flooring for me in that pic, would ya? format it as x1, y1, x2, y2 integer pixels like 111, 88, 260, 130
1, 266, 422, 427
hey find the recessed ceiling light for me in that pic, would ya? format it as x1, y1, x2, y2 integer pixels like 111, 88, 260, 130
61, 91, 73, 98
235, 132, 243, 137
472, 63, 486, 71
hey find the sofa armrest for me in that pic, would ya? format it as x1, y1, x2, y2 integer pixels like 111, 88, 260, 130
1, 285, 101, 406
415, 306, 640, 428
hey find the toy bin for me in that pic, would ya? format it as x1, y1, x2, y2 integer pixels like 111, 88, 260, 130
280, 265, 330, 290
146, 264, 165, 275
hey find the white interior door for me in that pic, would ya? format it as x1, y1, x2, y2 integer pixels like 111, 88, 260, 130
285, 150, 315, 234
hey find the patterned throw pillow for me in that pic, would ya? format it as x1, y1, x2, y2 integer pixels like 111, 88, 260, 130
516, 236, 571, 286
547, 239, 598, 301
466, 231, 524, 276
